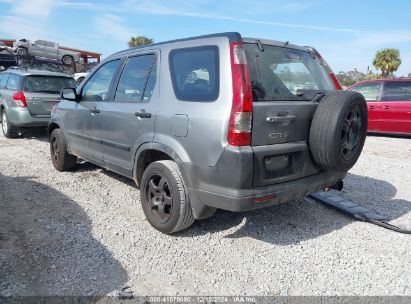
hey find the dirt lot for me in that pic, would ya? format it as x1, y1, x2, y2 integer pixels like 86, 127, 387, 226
0, 129, 410, 297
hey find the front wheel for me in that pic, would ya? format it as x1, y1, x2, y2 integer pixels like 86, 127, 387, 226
16, 47, 28, 56
1, 109, 19, 138
62, 55, 74, 66
50, 128, 77, 171
140, 160, 195, 234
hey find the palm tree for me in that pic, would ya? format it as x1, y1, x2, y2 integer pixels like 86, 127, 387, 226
128, 36, 153, 48
372, 48, 401, 78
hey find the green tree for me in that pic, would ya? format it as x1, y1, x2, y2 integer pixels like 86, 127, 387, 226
372, 48, 401, 78
128, 36, 153, 48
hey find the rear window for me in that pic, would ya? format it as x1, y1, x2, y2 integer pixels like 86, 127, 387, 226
381, 81, 411, 101
169, 46, 219, 102
23, 76, 77, 94
244, 43, 334, 101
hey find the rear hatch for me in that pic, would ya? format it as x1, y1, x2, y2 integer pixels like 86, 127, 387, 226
243, 40, 336, 186
23, 75, 76, 116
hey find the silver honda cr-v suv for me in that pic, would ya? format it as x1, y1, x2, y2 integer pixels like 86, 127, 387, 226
49, 32, 367, 234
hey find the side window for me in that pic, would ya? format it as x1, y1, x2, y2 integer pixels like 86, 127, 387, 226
114, 54, 156, 102
6, 74, 19, 90
381, 82, 411, 101
34, 40, 44, 46
45, 41, 55, 47
169, 46, 219, 102
82, 60, 120, 101
350, 82, 381, 101
0, 73, 9, 89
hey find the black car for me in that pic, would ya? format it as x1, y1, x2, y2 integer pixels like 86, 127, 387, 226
0, 48, 17, 70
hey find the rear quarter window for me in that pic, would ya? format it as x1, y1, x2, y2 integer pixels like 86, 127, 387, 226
6, 74, 20, 90
169, 46, 219, 102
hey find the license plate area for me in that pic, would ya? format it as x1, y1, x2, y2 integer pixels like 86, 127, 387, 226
252, 142, 320, 187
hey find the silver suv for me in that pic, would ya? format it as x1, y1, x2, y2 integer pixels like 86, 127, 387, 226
0, 68, 76, 138
49, 32, 367, 234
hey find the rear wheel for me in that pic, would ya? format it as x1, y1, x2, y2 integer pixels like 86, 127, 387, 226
50, 128, 77, 171
140, 160, 195, 234
309, 91, 367, 172
1, 109, 19, 138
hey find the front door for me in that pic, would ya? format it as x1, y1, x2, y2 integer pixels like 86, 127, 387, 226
64, 59, 121, 164
99, 53, 158, 176
350, 81, 383, 132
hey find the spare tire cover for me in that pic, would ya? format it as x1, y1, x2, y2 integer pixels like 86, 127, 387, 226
309, 91, 368, 172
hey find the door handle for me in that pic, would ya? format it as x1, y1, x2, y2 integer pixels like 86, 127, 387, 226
369, 105, 375, 110
89, 108, 100, 114
384, 105, 390, 110
135, 110, 151, 118
266, 114, 296, 123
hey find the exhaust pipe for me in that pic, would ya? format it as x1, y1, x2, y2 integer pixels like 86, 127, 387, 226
330, 180, 344, 191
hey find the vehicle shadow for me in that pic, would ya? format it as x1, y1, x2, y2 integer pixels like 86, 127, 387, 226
179, 173, 411, 245
0, 172, 128, 297
20, 127, 49, 143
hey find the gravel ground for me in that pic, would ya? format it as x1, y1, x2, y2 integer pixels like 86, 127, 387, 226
0, 129, 410, 297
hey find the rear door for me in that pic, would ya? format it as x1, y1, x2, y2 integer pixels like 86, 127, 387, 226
99, 53, 158, 176
244, 42, 336, 186
23, 75, 77, 117
379, 81, 411, 134
349, 81, 383, 132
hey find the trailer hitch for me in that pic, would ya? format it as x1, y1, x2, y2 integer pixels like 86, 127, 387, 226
309, 191, 411, 234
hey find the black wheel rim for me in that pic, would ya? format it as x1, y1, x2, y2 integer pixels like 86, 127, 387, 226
340, 105, 361, 161
145, 174, 173, 223
51, 135, 60, 164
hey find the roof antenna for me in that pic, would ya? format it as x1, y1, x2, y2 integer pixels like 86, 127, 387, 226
284, 41, 289, 46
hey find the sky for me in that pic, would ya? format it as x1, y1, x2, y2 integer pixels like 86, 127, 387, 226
1, 0, 411, 76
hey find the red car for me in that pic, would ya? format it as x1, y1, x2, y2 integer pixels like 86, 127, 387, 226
348, 79, 411, 135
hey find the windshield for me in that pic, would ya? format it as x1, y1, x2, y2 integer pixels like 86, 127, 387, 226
24, 75, 77, 93
244, 43, 334, 101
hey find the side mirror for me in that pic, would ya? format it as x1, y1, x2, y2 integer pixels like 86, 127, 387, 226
61, 88, 79, 102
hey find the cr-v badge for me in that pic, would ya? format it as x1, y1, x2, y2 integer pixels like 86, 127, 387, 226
269, 131, 289, 139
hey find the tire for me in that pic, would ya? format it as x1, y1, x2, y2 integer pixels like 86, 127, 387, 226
1, 109, 19, 138
62, 55, 73, 66
16, 47, 28, 56
309, 91, 368, 172
140, 160, 195, 234
50, 128, 77, 171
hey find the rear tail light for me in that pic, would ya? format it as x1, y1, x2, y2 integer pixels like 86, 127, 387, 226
12, 91, 27, 107
228, 42, 253, 146
315, 52, 342, 90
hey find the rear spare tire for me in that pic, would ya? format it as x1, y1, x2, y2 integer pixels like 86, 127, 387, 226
309, 91, 367, 172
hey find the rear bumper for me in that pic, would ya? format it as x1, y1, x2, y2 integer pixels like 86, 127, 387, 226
192, 171, 345, 212
183, 144, 346, 212
5, 107, 50, 127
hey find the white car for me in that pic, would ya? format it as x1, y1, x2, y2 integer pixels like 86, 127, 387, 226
73, 72, 89, 84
